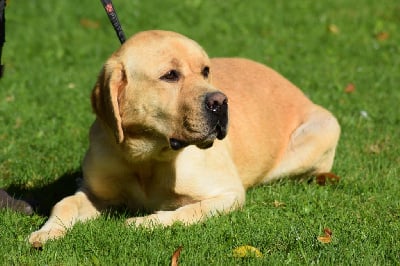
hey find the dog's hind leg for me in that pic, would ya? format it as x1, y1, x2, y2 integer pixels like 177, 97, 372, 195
28, 190, 101, 247
265, 106, 340, 182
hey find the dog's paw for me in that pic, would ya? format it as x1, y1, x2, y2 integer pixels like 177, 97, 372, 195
126, 211, 174, 228
28, 228, 65, 248
125, 214, 160, 228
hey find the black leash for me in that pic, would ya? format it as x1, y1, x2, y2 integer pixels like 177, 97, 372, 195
0, 0, 6, 78
100, 0, 126, 45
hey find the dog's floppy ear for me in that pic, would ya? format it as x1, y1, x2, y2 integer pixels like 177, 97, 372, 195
91, 60, 127, 144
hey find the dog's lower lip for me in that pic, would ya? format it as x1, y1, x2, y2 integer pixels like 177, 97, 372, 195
196, 141, 214, 149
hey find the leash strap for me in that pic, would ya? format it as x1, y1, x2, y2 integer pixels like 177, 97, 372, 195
100, 0, 126, 44
0, 0, 5, 78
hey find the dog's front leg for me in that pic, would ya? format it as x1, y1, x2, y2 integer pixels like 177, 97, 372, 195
126, 190, 245, 227
28, 190, 100, 247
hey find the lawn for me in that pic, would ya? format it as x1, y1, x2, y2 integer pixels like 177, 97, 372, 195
0, 0, 399, 264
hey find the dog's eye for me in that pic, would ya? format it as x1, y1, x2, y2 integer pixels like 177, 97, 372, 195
160, 70, 180, 82
202, 66, 210, 78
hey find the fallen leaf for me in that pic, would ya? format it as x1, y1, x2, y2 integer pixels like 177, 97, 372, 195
344, 83, 355, 93
375, 31, 389, 41
324, 227, 332, 236
171, 246, 183, 266
317, 227, 333, 244
368, 144, 381, 154
80, 18, 100, 29
273, 200, 286, 208
233, 245, 263, 258
316, 172, 340, 186
317, 235, 331, 243
327, 24, 340, 34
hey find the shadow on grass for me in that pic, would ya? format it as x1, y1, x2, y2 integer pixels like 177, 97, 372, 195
2, 171, 338, 217
5, 171, 81, 216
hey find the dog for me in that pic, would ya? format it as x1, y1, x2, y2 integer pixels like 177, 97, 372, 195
29, 30, 340, 247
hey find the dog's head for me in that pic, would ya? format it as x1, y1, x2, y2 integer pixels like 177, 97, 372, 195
91, 30, 228, 158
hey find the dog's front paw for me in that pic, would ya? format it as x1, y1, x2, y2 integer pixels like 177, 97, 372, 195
126, 211, 173, 228
125, 214, 161, 228
28, 228, 65, 248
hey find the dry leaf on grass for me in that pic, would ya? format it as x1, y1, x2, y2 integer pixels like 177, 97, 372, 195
316, 172, 340, 186
171, 246, 183, 266
233, 245, 263, 258
344, 83, 356, 93
368, 144, 382, 154
327, 24, 340, 34
317, 228, 333, 244
273, 200, 286, 208
375, 32, 389, 41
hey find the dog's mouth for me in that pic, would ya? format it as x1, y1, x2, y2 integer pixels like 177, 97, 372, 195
169, 123, 227, 151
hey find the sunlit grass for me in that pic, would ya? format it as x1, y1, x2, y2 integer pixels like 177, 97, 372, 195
0, 0, 399, 264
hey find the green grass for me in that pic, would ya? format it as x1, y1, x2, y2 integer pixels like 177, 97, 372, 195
1, 0, 399, 264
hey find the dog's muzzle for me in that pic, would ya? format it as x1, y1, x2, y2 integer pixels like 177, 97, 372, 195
169, 91, 228, 151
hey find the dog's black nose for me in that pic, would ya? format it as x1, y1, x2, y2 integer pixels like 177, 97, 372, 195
205, 92, 228, 115
204, 91, 228, 140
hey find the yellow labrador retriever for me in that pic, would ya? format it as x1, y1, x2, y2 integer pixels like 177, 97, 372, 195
29, 30, 340, 246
